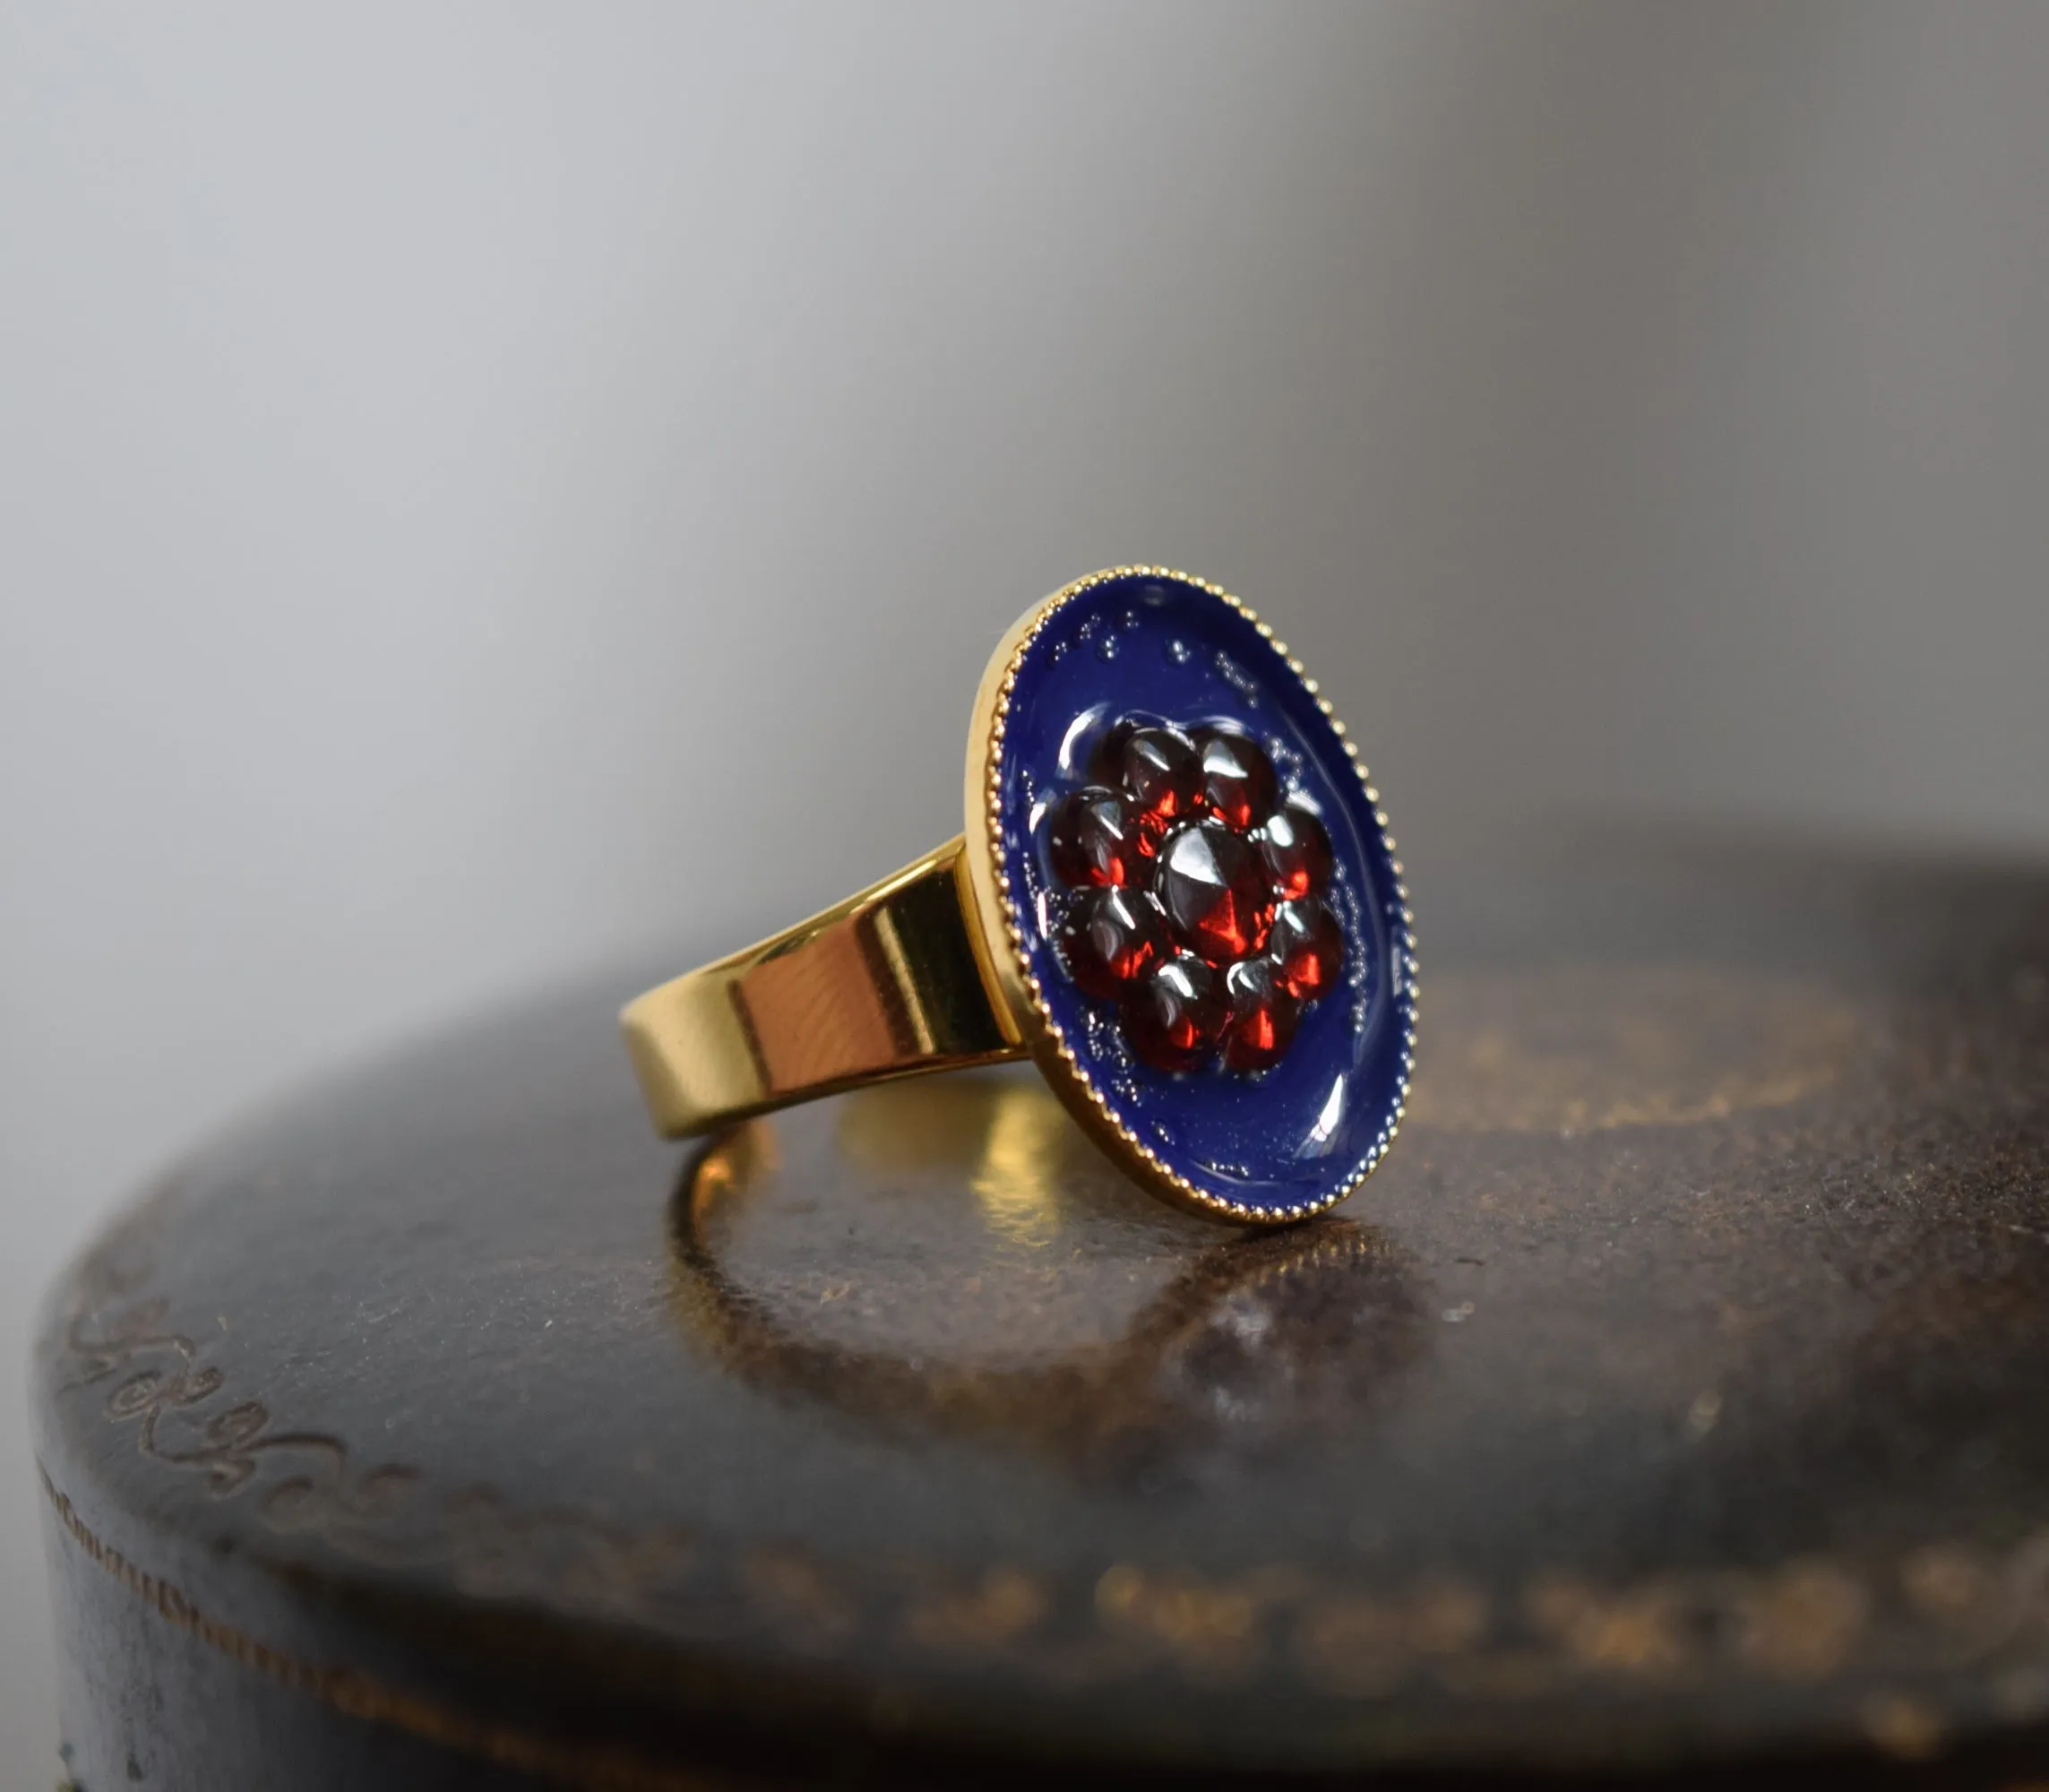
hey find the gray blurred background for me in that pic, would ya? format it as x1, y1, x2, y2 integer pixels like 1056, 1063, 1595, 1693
3, 1, 2046, 1777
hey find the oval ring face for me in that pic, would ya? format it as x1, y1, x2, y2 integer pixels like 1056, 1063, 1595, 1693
973, 570, 1416, 1222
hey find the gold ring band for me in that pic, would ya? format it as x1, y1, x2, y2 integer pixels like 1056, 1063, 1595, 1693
621, 838, 1021, 1138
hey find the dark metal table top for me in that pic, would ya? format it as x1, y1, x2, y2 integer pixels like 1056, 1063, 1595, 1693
33, 832, 2049, 1786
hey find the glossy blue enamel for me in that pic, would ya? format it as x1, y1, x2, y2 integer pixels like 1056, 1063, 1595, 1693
996, 573, 1414, 1214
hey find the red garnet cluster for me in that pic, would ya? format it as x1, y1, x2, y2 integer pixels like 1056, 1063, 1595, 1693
1045, 719, 1344, 1074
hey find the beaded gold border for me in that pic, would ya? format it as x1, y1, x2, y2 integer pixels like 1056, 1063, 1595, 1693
959, 567, 1418, 1226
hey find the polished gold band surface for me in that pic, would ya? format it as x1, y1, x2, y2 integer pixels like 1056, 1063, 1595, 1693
620, 838, 1023, 1137
622, 568, 1057, 1142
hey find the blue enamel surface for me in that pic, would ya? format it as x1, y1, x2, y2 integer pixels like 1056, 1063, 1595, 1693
996, 573, 1414, 1214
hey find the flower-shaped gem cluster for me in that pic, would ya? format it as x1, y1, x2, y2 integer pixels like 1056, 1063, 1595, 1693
1044, 718, 1344, 1073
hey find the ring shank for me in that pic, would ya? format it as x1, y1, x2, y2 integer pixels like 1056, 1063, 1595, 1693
620, 838, 1025, 1137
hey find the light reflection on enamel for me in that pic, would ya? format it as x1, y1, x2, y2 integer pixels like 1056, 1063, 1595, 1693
1057, 703, 1111, 778
1306, 1074, 1347, 1153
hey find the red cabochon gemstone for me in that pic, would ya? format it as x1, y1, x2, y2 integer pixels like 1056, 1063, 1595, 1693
1194, 728, 1278, 832
1046, 787, 1150, 889
1269, 897, 1344, 999
1117, 728, 1204, 835
1257, 803, 1333, 901
1088, 716, 1143, 785
1122, 952, 1226, 1073
1060, 886, 1168, 1001
1156, 823, 1275, 965
1219, 956, 1301, 1073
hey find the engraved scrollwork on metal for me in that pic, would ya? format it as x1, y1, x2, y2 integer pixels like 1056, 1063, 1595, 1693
60, 1239, 697, 1611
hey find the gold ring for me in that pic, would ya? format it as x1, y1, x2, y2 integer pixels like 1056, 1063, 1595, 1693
621, 566, 1416, 1225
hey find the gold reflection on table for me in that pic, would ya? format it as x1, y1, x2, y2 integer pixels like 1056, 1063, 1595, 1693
839, 1073, 1087, 1251
669, 962, 1858, 1478
673, 1071, 1424, 1483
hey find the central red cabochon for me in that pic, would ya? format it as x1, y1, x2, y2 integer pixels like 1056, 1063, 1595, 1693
1156, 823, 1275, 964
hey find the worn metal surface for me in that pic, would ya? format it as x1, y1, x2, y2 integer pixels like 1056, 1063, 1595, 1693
31, 836, 2049, 1788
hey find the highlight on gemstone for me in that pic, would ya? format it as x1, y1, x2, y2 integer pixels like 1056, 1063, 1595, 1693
1046, 717, 1345, 1074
